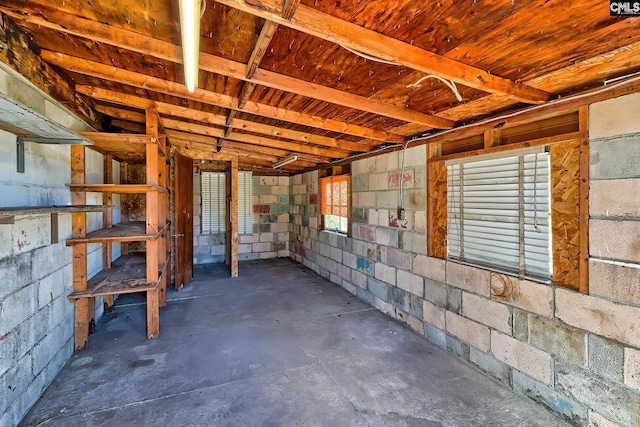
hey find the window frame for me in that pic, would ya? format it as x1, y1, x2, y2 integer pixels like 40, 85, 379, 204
201, 170, 253, 236
319, 174, 351, 236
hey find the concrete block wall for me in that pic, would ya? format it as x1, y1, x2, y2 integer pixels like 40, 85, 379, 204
0, 131, 118, 425
193, 173, 290, 264
289, 94, 640, 427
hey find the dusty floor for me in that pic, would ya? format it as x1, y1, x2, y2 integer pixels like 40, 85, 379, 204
20, 258, 567, 426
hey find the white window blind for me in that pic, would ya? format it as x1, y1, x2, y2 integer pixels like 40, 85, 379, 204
201, 172, 226, 234
201, 171, 253, 235
238, 172, 253, 235
447, 149, 551, 279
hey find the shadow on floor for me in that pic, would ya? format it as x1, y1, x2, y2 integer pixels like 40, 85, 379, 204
20, 258, 568, 427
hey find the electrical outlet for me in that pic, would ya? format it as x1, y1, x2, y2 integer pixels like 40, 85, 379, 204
398, 208, 406, 220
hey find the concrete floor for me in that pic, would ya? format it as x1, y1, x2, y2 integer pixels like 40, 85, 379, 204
20, 258, 567, 427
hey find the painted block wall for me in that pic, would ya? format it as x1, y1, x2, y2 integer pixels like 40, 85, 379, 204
193, 173, 290, 264
289, 94, 640, 427
0, 136, 121, 426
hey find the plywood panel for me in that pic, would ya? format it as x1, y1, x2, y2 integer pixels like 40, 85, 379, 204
550, 140, 581, 290
427, 159, 447, 259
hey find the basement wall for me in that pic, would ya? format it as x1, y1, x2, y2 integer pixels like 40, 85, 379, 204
193, 173, 289, 264
0, 67, 120, 425
289, 92, 640, 426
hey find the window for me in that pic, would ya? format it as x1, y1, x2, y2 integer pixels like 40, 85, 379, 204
320, 175, 349, 234
446, 148, 551, 279
201, 171, 253, 235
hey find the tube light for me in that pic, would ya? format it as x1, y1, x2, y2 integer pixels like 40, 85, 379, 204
179, 0, 201, 93
273, 154, 298, 169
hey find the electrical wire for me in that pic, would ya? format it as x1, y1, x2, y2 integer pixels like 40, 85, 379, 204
340, 44, 399, 66
409, 73, 640, 144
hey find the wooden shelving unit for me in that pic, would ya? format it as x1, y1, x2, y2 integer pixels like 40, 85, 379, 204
68, 111, 169, 351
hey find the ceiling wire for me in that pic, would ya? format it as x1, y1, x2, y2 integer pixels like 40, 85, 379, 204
339, 44, 463, 101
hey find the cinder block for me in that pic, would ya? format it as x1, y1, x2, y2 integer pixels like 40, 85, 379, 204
375, 227, 398, 247
259, 233, 274, 243
590, 92, 640, 138
351, 270, 367, 289
446, 262, 490, 297
31, 318, 73, 377
355, 191, 376, 208
462, 292, 511, 334
0, 284, 38, 337
424, 324, 446, 348
375, 297, 396, 317
590, 260, 640, 306
424, 278, 447, 308
367, 277, 390, 301
404, 313, 423, 334
385, 247, 412, 271
446, 311, 490, 352
401, 232, 427, 256
446, 286, 461, 314
397, 270, 424, 297
0, 223, 12, 260
37, 268, 67, 310
356, 256, 374, 276
258, 176, 278, 186
588, 411, 623, 427
341, 281, 357, 296
590, 219, 640, 263
528, 314, 586, 365
422, 300, 445, 329
375, 190, 400, 209
30, 243, 72, 282
0, 353, 33, 418
491, 331, 552, 384
252, 242, 271, 252
368, 172, 389, 191
413, 255, 446, 282
0, 252, 32, 301
414, 210, 426, 232
389, 287, 422, 319
556, 288, 640, 348
590, 179, 640, 218
388, 170, 414, 190
624, 347, 640, 391
357, 225, 376, 242
239, 234, 259, 244
490, 273, 553, 317
337, 263, 351, 282
352, 175, 368, 192
446, 334, 470, 360
330, 247, 342, 263
512, 370, 587, 425
513, 308, 529, 341
556, 358, 640, 427
356, 287, 375, 305
377, 209, 390, 227
591, 133, 640, 179
470, 347, 511, 385
354, 156, 376, 175
374, 263, 396, 285
588, 335, 624, 382
375, 151, 398, 172
404, 145, 426, 167
278, 176, 289, 186
343, 252, 357, 269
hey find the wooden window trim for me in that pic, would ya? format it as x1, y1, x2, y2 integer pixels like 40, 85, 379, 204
319, 174, 351, 236
427, 108, 589, 293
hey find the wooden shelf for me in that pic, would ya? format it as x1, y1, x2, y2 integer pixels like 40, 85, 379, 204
78, 132, 167, 161
0, 204, 108, 220
68, 253, 166, 300
65, 221, 170, 245
66, 184, 167, 194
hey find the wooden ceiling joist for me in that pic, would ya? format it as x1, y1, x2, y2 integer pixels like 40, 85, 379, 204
41, 51, 401, 144
213, 0, 553, 105
3, 4, 443, 132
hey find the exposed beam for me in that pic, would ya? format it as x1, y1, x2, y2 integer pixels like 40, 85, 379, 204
111, 119, 146, 133
3, 4, 444, 131
82, 87, 358, 157
43, 51, 386, 148
213, 0, 552, 104
246, 21, 279, 79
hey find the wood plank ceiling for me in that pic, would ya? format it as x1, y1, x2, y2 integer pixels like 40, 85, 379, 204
1, 0, 639, 174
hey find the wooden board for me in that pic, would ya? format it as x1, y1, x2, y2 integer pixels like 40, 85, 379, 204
68, 253, 164, 299
0, 204, 108, 219
66, 183, 166, 193
550, 140, 581, 290
174, 153, 194, 290
65, 221, 169, 245
427, 159, 448, 259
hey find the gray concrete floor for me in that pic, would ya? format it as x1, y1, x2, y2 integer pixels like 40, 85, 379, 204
20, 258, 568, 427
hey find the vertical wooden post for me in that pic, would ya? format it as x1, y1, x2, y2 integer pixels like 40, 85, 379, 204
120, 162, 129, 256
578, 106, 590, 294
145, 109, 161, 337
427, 144, 447, 259
71, 145, 90, 351
483, 128, 502, 149
230, 157, 239, 277
102, 154, 114, 312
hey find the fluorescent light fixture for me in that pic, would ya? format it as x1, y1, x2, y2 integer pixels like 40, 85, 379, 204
273, 154, 298, 169
179, 0, 201, 93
